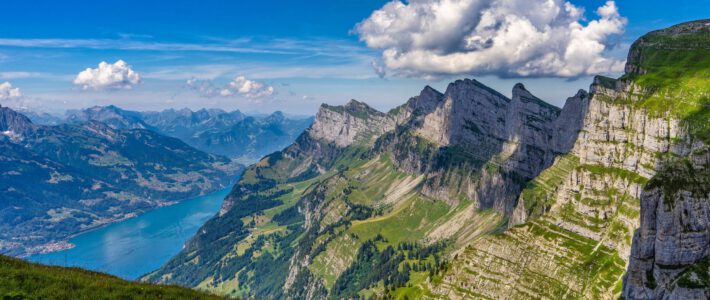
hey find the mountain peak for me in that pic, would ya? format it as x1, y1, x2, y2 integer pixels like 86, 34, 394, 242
512, 82, 526, 90
511, 82, 554, 109
310, 99, 394, 147
419, 85, 443, 100
264, 111, 286, 122
511, 83, 531, 98
345, 99, 362, 106
343, 99, 376, 113
0, 106, 33, 134
321, 99, 383, 119
67, 105, 149, 130
445, 78, 510, 102
399, 85, 444, 118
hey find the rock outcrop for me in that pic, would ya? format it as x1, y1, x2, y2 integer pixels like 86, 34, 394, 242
623, 151, 710, 299
0, 105, 33, 136
307, 100, 396, 147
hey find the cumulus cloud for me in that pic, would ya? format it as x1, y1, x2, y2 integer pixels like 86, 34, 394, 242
0, 81, 23, 101
186, 76, 274, 99
73, 60, 141, 90
356, 0, 627, 78
224, 76, 274, 98
371, 60, 387, 78
185, 77, 221, 98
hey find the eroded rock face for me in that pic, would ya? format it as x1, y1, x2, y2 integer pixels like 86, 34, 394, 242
307, 100, 396, 148
623, 149, 710, 299
394, 79, 572, 211
546, 76, 685, 258
0, 106, 33, 135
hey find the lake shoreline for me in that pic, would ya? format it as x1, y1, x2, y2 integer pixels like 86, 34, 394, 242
22, 183, 236, 258
26, 186, 233, 279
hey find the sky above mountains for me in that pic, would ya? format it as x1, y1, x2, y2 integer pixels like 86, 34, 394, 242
0, 0, 707, 114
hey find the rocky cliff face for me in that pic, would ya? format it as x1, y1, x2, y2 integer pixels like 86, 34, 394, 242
380, 79, 571, 212
623, 150, 710, 299
620, 19, 710, 300
427, 76, 654, 300
0, 105, 34, 136
146, 20, 708, 300
307, 100, 396, 148
431, 20, 708, 300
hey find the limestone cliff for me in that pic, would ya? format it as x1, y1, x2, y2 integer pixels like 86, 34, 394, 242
623, 151, 710, 299
620, 19, 710, 300
429, 20, 709, 299
308, 100, 396, 148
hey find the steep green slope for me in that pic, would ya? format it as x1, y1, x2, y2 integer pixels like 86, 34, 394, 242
0, 255, 223, 300
622, 19, 709, 144
144, 138, 471, 299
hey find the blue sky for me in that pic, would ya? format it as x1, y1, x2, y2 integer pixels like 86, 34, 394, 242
0, 0, 707, 115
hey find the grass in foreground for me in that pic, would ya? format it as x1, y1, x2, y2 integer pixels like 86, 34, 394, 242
0, 255, 224, 300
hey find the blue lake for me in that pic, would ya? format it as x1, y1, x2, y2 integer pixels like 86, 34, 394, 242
28, 187, 231, 280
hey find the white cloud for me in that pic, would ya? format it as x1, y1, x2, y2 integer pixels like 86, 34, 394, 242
0, 37, 370, 57
185, 77, 221, 98
224, 76, 274, 98
371, 60, 387, 78
0, 72, 46, 80
186, 76, 274, 99
73, 60, 141, 90
0, 81, 23, 101
356, 0, 627, 78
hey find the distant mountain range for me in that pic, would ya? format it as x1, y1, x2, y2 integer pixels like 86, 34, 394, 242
0, 106, 243, 256
63, 106, 314, 163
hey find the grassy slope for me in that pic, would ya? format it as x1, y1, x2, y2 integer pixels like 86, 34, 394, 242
622, 21, 710, 143
0, 255, 223, 300
151, 135, 504, 299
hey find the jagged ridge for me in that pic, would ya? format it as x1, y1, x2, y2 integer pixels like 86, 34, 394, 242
144, 76, 585, 299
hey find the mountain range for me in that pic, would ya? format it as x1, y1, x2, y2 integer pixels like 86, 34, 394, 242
64, 106, 314, 163
142, 20, 709, 299
0, 106, 243, 256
